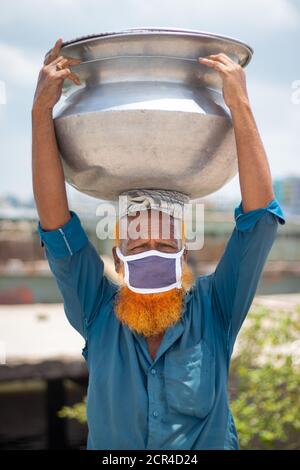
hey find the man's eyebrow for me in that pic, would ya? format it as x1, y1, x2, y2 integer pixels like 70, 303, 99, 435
127, 240, 179, 249
155, 240, 179, 247
127, 241, 151, 250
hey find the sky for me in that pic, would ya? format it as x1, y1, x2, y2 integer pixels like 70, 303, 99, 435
0, 0, 299, 206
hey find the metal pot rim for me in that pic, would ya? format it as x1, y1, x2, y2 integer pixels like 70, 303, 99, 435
45, 27, 253, 66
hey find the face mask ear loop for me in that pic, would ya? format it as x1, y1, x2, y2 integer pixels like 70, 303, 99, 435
179, 243, 187, 288
175, 248, 184, 287
116, 247, 130, 287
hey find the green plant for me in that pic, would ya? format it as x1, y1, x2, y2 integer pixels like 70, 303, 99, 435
229, 304, 300, 449
58, 396, 87, 424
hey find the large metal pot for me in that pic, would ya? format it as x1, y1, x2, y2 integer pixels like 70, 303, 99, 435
52, 28, 253, 200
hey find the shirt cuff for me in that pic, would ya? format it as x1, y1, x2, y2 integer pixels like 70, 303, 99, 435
37, 211, 88, 258
234, 198, 286, 232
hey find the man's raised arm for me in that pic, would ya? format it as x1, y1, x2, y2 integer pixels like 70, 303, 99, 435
198, 52, 274, 212
32, 38, 81, 229
198, 53, 285, 356
31, 40, 117, 340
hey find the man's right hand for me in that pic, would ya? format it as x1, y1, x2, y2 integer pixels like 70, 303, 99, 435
32, 38, 81, 113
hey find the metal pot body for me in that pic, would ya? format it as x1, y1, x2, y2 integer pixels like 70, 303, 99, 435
53, 28, 253, 200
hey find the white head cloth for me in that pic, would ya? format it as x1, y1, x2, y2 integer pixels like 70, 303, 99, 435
118, 189, 190, 219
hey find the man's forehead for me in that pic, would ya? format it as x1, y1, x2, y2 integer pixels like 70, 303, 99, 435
119, 209, 182, 240
127, 209, 174, 222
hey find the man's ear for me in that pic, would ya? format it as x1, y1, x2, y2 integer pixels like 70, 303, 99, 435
112, 246, 121, 273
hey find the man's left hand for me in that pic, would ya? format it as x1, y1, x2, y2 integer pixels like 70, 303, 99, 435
198, 53, 249, 111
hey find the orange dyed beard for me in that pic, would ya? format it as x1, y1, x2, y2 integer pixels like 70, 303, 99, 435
114, 261, 195, 337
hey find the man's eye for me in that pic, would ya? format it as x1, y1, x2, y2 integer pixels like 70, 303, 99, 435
158, 246, 177, 252
130, 247, 148, 254
129, 245, 176, 254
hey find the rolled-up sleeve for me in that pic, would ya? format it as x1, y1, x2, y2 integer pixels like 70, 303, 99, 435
38, 211, 116, 339
211, 198, 285, 357
38, 211, 88, 257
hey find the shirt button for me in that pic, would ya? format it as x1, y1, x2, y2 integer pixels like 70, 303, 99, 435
153, 410, 159, 418
151, 369, 156, 375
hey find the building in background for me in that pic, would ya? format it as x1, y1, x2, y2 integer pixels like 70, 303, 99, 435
274, 177, 300, 216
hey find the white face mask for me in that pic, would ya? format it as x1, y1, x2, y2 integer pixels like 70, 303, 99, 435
116, 246, 185, 294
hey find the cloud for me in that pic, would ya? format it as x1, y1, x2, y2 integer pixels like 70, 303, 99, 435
207, 75, 300, 201
0, 42, 40, 88
0, 0, 299, 53
127, 0, 300, 33
0, 0, 299, 199
244, 78, 300, 177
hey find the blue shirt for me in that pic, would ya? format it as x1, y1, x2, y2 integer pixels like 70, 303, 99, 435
37, 198, 285, 450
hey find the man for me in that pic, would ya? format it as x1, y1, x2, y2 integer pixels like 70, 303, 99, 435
32, 38, 285, 450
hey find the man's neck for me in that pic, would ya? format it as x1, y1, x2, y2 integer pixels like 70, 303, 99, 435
146, 333, 165, 360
